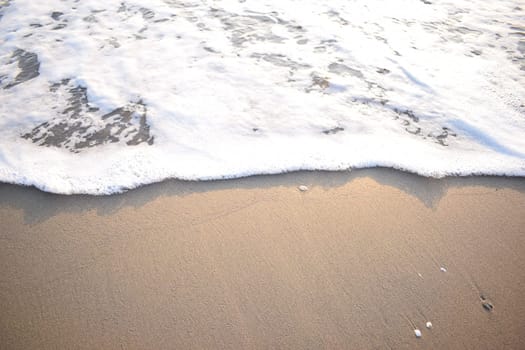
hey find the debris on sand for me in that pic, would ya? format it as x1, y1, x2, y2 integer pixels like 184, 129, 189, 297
481, 295, 494, 312
482, 301, 494, 312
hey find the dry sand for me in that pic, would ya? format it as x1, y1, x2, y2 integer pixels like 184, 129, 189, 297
1, 169, 524, 349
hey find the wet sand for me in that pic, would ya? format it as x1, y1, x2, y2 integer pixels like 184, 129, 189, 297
1, 169, 524, 349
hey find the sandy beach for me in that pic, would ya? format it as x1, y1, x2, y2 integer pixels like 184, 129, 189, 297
1, 168, 524, 349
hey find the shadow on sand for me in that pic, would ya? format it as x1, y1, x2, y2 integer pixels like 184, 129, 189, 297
1, 168, 524, 224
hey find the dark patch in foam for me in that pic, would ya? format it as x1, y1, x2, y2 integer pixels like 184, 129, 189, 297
519, 40, 525, 71
210, 7, 304, 48
325, 10, 348, 26
518, 41, 525, 55
251, 53, 311, 70
83, 14, 98, 23
140, 8, 155, 20
203, 46, 219, 53
51, 11, 63, 20
428, 127, 457, 146
322, 127, 344, 135
394, 108, 419, 123
328, 63, 364, 78
3, 49, 40, 89
22, 80, 154, 152
350, 96, 457, 146
52, 23, 67, 30
307, 75, 330, 92
470, 49, 482, 56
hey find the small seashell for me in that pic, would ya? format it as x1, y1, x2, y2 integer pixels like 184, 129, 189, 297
298, 185, 309, 192
426, 321, 433, 329
440, 267, 447, 272
414, 329, 422, 338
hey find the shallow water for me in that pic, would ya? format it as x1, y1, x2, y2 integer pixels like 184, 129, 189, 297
0, 0, 524, 194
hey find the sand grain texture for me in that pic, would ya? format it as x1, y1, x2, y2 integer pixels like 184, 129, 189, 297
1, 169, 524, 349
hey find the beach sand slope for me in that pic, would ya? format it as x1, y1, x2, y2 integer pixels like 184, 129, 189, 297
1, 169, 524, 349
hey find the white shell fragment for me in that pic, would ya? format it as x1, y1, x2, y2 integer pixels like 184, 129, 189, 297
298, 185, 309, 192
414, 329, 422, 338
440, 267, 447, 272
426, 321, 433, 329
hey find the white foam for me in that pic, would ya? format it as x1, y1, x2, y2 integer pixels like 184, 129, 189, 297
0, 0, 524, 194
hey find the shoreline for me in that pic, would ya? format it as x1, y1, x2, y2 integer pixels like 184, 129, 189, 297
1, 168, 525, 349
2, 165, 525, 196
2, 163, 525, 196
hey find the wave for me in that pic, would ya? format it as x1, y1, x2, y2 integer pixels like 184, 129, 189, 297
0, 0, 524, 194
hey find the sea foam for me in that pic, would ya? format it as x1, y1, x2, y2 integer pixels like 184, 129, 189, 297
0, 0, 524, 194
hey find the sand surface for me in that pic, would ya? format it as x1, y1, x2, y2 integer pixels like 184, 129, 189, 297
1, 169, 524, 349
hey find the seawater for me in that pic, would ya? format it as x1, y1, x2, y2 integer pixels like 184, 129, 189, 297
0, 0, 524, 194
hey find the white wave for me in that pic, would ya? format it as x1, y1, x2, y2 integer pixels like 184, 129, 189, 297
0, 0, 524, 194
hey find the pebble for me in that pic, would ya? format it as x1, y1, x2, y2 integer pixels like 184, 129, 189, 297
480, 295, 494, 312
298, 185, 309, 192
482, 301, 494, 312
414, 329, 422, 338
426, 321, 433, 329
